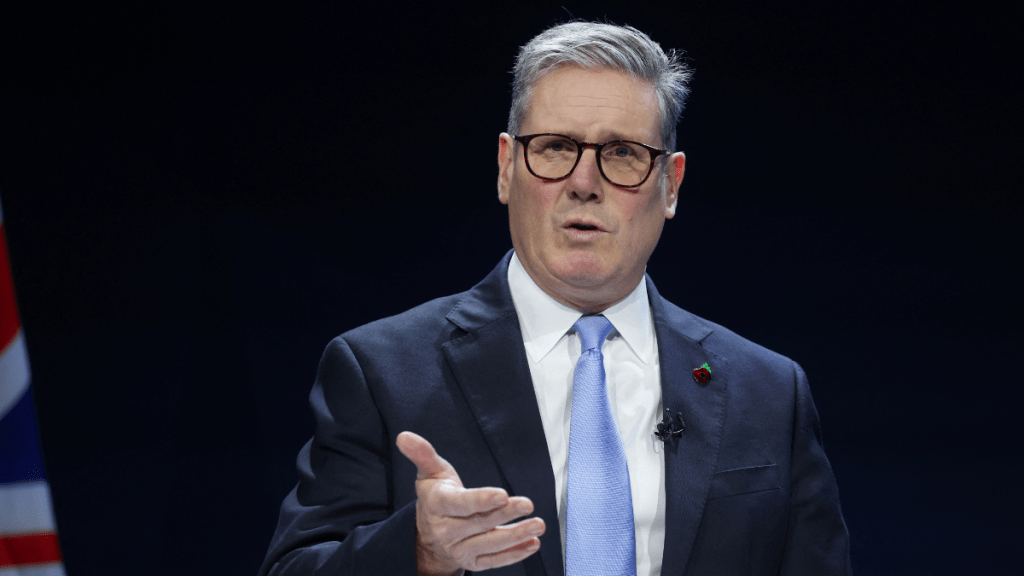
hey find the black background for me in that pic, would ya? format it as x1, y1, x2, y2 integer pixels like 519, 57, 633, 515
1, 2, 1021, 575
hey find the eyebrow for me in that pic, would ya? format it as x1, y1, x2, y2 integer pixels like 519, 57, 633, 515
602, 131, 646, 143
552, 131, 651, 144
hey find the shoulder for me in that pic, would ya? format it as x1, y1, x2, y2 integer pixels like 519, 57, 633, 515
333, 292, 468, 356
652, 292, 812, 439
333, 251, 517, 358
652, 289, 801, 383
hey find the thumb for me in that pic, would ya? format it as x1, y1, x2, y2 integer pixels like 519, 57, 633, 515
396, 431, 458, 481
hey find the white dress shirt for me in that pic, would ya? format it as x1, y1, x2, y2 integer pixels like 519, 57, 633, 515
507, 253, 666, 576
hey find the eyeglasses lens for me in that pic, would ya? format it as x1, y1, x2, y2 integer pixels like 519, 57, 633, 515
525, 135, 651, 187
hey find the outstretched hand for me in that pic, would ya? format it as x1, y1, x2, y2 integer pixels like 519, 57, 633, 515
396, 431, 545, 575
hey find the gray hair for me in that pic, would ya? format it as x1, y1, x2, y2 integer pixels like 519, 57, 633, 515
508, 21, 693, 152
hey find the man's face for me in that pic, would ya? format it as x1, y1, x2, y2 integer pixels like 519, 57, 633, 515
498, 67, 685, 312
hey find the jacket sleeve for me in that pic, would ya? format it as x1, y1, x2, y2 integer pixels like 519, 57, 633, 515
258, 336, 418, 575
778, 363, 852, 575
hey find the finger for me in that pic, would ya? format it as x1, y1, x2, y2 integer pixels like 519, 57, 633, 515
428, 484, 516, 519
426, 497, 536, 554
454, 517, 546, 571
396, 431, 457, 480
431, 494, 534, 544
473, 536, 542, 572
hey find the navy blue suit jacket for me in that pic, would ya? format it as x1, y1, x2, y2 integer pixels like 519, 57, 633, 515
260, 252, 850, 575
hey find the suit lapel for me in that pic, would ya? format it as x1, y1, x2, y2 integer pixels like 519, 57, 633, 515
649, 279, 728, 576
443, 253, 562, 576
438, 259, 728, 576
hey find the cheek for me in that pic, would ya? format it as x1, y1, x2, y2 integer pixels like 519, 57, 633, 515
508, 180, 558, 239
620, 200, 642, 222
512, 182, 559, 217
617, 192, 660, 223
615, 192, 666, 257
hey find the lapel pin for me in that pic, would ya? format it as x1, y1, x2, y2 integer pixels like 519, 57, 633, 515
692, 362, 712, 384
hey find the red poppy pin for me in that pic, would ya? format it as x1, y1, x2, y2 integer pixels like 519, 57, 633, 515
693, 362, 712, 384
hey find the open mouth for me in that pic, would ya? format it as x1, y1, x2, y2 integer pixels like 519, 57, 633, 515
569, 223, 599, 231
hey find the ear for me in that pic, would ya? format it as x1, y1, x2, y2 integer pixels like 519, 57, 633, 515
663, 152, 685, 218
497, 133, 516, 205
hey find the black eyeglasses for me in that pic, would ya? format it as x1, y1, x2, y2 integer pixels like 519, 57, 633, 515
513, 133, 667, 188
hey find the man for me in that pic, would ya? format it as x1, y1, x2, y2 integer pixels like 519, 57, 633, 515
260, 21, 850, 576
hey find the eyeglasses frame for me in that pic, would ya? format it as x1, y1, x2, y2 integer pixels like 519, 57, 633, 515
513, 133, 668, 188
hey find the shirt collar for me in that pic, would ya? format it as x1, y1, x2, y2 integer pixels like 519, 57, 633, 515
507, 252, 654, 364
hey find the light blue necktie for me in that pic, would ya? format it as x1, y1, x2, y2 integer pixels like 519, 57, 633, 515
566, 315, 636, 576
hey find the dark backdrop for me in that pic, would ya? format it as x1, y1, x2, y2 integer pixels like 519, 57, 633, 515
1, 2, 1021, 575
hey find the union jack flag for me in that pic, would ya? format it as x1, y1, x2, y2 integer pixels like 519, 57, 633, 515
0, 199, 66, 576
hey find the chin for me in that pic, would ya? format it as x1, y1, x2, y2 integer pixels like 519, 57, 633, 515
548, 253, 614, 288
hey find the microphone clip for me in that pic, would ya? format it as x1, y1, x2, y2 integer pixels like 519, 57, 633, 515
655, 409, 685, 441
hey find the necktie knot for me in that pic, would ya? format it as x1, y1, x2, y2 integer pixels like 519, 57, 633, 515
573, 315, 615, 352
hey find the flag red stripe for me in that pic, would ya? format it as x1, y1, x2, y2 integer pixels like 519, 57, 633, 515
0, 532, 63, 567
0, 222, 22, 349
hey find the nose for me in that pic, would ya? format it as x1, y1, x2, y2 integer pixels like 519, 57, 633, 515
567, 145, 604, 202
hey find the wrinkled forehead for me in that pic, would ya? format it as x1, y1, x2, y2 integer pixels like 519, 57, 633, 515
522, 65, 661, 142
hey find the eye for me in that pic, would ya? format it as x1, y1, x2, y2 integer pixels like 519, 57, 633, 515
542, 137, 577, 153
603, 142, 641, 159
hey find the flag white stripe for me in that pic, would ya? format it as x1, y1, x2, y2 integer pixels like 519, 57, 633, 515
0, 482, 57, 534
0, 201, 65, 576
0, 564, 67, 576
0, 331, 31, 421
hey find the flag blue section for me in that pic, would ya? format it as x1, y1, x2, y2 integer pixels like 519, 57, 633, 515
0, 385, 47, 484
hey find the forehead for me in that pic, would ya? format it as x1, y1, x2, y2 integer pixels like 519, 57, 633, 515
524, 66, 660, 143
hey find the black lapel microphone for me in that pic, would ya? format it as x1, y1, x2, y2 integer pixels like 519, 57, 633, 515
655, 409, 685, 441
